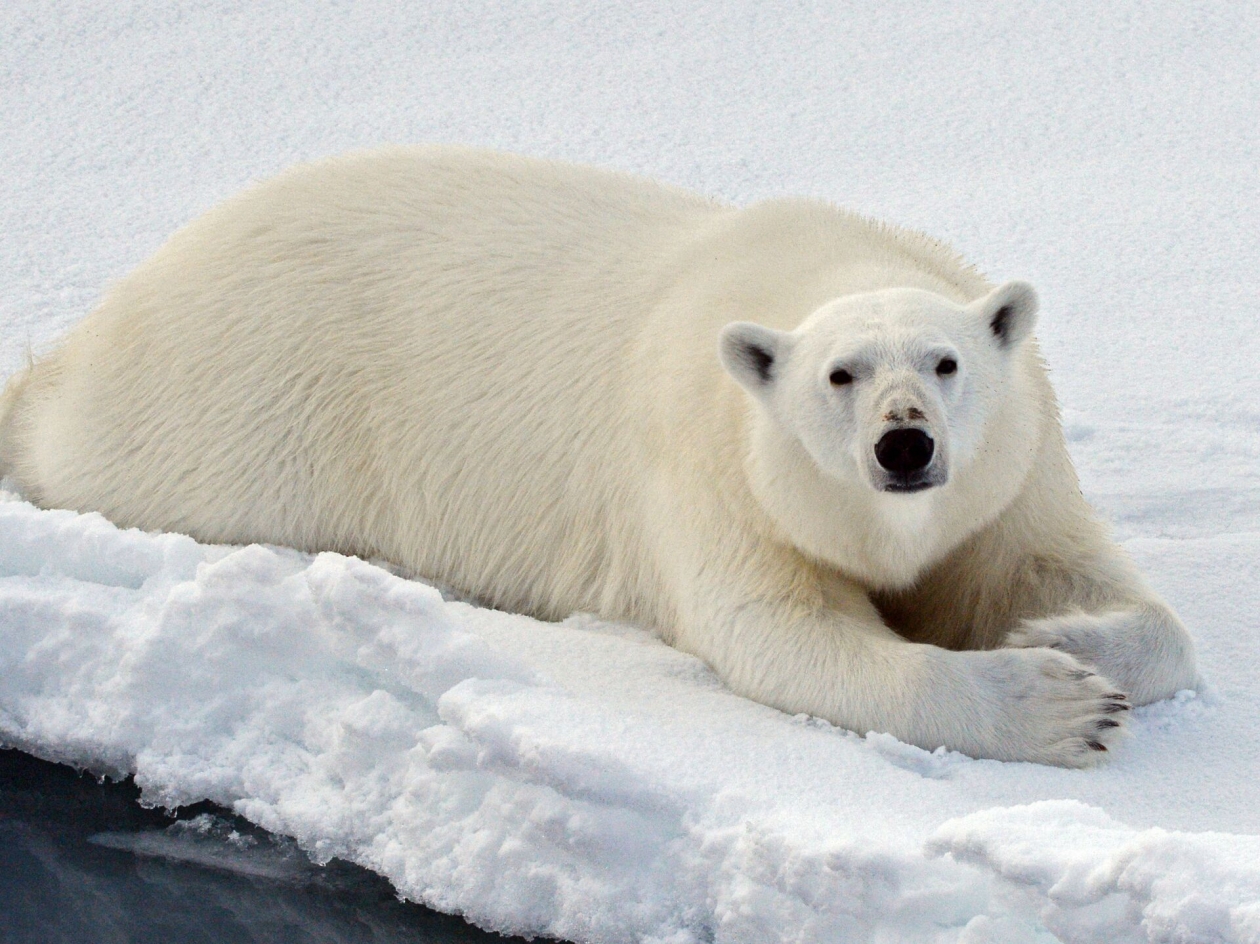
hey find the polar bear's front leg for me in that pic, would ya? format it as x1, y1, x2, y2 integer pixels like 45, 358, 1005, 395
670, 567, 1131, 766
1006, 601, 1199, 705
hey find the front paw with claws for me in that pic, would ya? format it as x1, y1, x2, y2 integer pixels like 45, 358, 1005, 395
969, 647, 1131, 766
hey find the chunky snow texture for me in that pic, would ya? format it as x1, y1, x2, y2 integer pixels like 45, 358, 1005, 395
1, 2, 1258, 943
930, 802, 1260, 944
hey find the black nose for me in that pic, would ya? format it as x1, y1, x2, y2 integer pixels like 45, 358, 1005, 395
875, 428, 934, 474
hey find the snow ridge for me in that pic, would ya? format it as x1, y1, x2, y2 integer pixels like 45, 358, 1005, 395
1, 493, 1257, 942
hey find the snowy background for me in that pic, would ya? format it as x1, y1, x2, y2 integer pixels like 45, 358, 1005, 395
2, 2, 1258, 942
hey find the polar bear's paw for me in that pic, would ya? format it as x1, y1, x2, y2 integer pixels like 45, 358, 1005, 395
973, 648, 1131, 767
1004, 605, 1199, 707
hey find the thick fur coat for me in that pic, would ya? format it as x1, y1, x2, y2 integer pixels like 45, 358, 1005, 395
0, 147, 1198, 764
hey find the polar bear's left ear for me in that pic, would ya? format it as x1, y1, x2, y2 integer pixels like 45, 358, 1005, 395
973, 281, 1039, 349
718, 322, 794, 397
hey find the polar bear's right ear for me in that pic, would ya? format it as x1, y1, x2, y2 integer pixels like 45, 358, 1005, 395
719, 322, 794, 397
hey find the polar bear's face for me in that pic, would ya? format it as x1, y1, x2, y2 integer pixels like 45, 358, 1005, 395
719, 281, 1038, 500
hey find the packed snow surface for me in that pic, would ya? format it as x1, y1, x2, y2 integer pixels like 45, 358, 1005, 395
1, 3, 1257, 942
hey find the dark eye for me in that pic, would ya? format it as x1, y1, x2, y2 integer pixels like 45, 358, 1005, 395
936, 358, 957, 376
829, 368, 853, 386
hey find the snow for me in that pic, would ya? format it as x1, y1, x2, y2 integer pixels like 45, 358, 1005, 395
930, 802, 1260, 944
1, 2, 1257, 942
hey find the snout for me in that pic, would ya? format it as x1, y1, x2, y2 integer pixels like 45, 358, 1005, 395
874, 428, 939, 493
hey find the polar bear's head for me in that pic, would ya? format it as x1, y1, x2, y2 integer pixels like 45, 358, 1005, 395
718, 281, 1041, 583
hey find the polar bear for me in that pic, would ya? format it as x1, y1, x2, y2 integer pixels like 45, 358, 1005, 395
0, 146, 1198, 765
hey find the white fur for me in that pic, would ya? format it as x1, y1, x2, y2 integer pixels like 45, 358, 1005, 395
0, 146, 1199, 765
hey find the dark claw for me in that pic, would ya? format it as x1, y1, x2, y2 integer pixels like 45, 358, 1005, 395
1086, 740, 1107, 752
1097, 719, 1121, 730
1102, 692, 1128, 701
1102, 702, 1131, 713
1068, 669, 1095, 680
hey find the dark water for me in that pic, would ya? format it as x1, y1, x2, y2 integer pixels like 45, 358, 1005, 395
0, 749, 534, 944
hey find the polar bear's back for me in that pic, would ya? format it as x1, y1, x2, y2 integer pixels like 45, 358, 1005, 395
0, 147, 721, 617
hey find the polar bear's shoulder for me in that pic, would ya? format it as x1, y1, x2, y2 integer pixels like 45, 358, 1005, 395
698, 197, 989, 300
